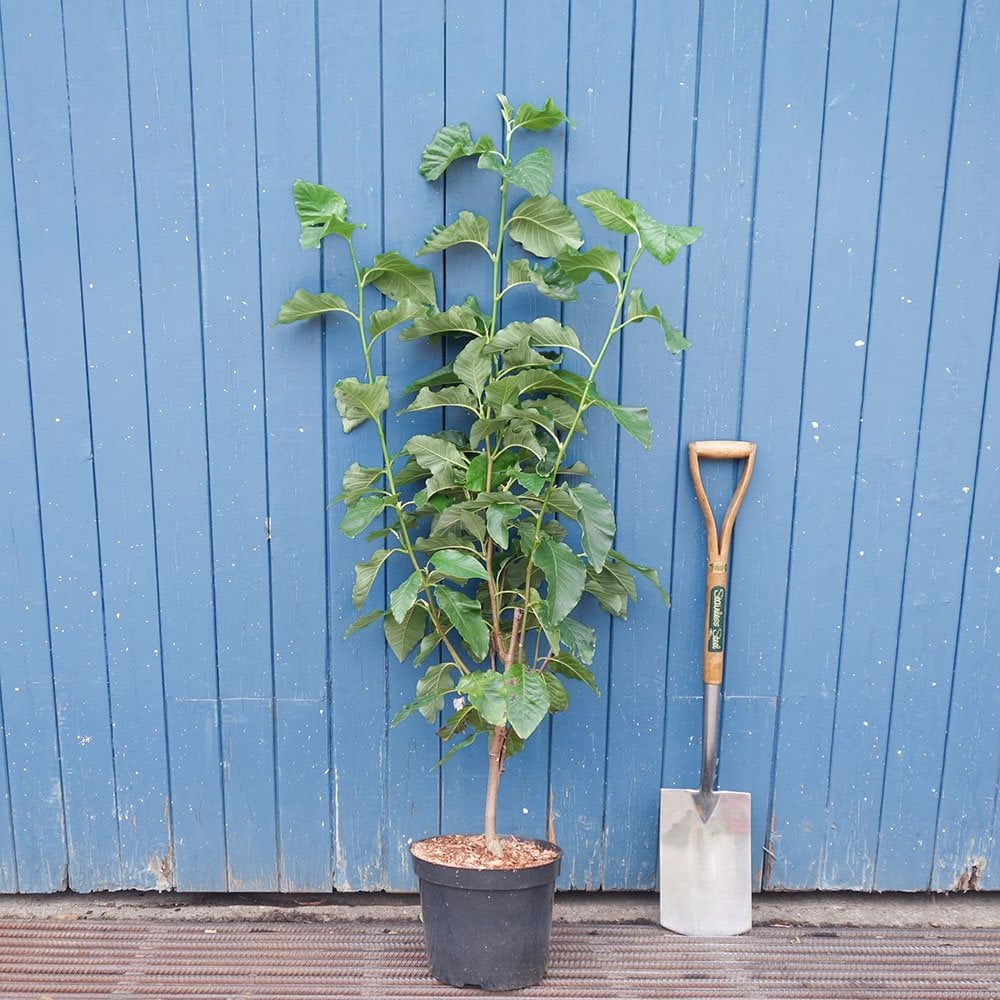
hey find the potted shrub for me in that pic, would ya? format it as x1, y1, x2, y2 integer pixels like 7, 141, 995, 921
275, 94, 699, 991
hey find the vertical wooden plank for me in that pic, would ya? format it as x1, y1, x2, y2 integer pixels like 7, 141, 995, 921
436, 0, 509, 844
379, 0, 447, 889
768, 0, 897, 890
61, 0, 173, 889
0, 8, 68, 894
317, 0, 388, 892
661, 0, 767, 889
738, 0, 833, 891
879, 1, 1000, 891
124, 0, 227, 890
253, 0, 332, 893
2, 0, 121, 891
933, 284, 1000, 891
824, 0, 962, 891
188, 0, 278, 890
601, 0, 698, 890
548, 0, 635, 890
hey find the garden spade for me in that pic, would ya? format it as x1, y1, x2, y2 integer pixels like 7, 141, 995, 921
659, 440, 756, 936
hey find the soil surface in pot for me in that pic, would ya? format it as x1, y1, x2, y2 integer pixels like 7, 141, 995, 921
411, 834, 560, 870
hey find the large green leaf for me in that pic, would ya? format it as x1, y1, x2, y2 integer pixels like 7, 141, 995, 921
433, 505, 487, 543
404, 434, 469, 476
597, 399, 653, 450
429, 549, 489, 581
549, 652, 599, 695
457, 671, 507, 727
533, 536, 586, 626
610, 549, 671, 606
463, 453, 489, 492
416, 211, 491, 256
419, 123, 476, 180
508, 195, 583, 259
571, 483, 615, 571
504, 664, 550, 739
542, 672, 569, 713
495, 317, 581, 353
486, 502, 521, 548
512, 97, 573, 132
508, 147, 554, 197
554, 246, 622, 286
626, 289, 691, 354
400, 304, 482, 341
369, 298, 424, 340
389, 570, 423, 623
334, 376, 390, 433
392, 663, 457, 725
453, 338, 492, 398
558, 616, 596, 665
434, 586, 490, 661
274, 288, 352, 326
384, 605, 427, 662
403, 362, 460, 394
293, 180, 364, 245
339, 494, 386, 539
402, 385, 478, 414
504, 258, 579, 302
584, 562, 631, 618
576, 188, 638, 235
343, 608, 386, 639
362, 251, 436, 306
633, 204, 702, 265
352, 548, 395, 609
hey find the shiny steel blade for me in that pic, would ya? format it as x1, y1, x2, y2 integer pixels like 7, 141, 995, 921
658, 787, 752, 936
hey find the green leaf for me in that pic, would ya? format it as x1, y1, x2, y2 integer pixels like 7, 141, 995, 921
369, 298, 424, 340
403, 385, 478, 414
558, 616, 596, 665
343, 608, 386, 639
571, 483, 616, 571
433, 505, 487, 543
339, 494, 386, 539
610, 550, 670, 606
334, 376, 390, 433
438, 703, 484, 741
504, 664, 550, 739
505, 258, 579, 302
435, 731, 479, 767
584, 562, 631, 618
293, 180, 364, 246
549, 652, 599, 695
464, 453, 489, 492
533, 537, 587, 626
576, 188, 638, 235
392, 663, 458, 725
400, 304, 482, 341
542, 672, 569, 713
554, 246, 622, 286
457, 671, 507, 726
512, 97, 574, 132
416, 211, 491, 256
453, 338, 492, 398
508, 195, 584, 259
337, 463, 383, 504
508, 147, 554, 197
352, 548, 395, 609
403, 362, 460, 394
404, 434, 469, 476
626, 289, 692, 353
385, 604, 428, 662
419, 123, 477, 181
389, 570, 423, 623
632, 204, 702, 265
362, 251, 436, 306
429, 549, 489, 581
274, 288, 353, 326
495, 317, 581, 353
434, 587, 490, 661
538, 484, 581, 519
598, 399, 653, 450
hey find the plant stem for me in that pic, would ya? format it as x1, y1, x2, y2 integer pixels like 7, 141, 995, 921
484, 724, 507, 855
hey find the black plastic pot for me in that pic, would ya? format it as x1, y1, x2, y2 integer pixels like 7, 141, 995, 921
411, 837, 563, 991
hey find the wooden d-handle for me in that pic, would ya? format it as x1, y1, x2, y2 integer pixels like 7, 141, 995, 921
688, 441, 756, 685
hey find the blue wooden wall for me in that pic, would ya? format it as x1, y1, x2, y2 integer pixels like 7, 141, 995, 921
0, 0, 997, 893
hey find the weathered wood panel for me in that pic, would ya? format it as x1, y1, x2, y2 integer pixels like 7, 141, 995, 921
0, 0, 997, 893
